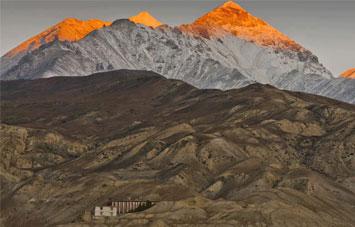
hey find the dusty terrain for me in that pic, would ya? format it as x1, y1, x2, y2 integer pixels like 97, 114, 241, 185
1, 70, 355, 226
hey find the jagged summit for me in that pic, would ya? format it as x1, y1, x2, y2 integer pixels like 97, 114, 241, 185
4, 11, 162, 59
340, 68, 355, 79
192, 1, 265, 30
220, 0, 246, 11
180, 1, 302, 51
4, 18, 111, 57
129, 11, 162, 28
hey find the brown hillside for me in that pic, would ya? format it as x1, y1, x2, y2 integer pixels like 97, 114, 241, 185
1, 70, 354, 226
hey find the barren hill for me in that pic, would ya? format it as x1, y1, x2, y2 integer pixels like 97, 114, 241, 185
1, 70, 355, 226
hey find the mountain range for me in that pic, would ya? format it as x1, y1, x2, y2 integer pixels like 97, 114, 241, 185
1, 69, 355, 226
1, 1, 355, 226
1, 1, 354, 104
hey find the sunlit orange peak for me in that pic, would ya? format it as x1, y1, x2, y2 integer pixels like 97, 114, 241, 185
221, 0, 245, 11
181, 0, 302, 51
6, 18, 111, 57
129, 11, 162, 28
340, 68, 355, 79
55, 18, 111, 41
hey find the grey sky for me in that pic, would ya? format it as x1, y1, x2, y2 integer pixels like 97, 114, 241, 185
1, 0, 354, 76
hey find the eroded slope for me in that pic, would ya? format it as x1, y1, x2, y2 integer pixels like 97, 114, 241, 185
1, 70, 355, 226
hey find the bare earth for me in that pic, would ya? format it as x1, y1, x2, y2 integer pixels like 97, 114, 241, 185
1, 70, 354, 226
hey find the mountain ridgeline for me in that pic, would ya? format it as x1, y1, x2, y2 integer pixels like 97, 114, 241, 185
1, 70, 355, 226
1, 1, 354, 104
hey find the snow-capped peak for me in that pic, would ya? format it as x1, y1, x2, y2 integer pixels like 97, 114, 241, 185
180, 0, 302, 51
4, 18, 111, 58
219, 0, 246, 11
129, 11, 163, 28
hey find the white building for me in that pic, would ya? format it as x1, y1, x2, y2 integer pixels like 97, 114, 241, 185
94, 206, 117, 217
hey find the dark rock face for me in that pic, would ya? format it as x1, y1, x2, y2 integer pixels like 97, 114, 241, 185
298, 50, 318, 63
1, 70, 355, 226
